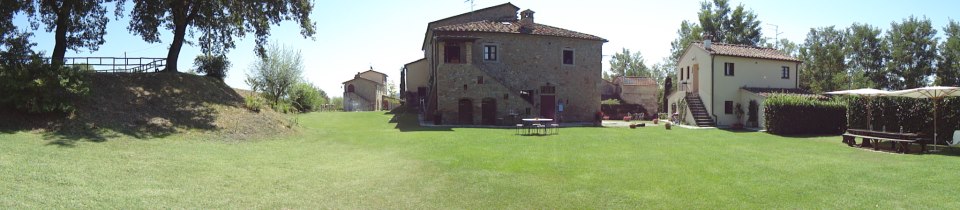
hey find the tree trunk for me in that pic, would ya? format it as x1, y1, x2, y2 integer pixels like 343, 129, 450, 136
51, 3, 70, 66
164, 23, 188, 72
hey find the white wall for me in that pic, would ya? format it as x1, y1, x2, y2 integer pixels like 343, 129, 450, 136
710, 55, 798, 126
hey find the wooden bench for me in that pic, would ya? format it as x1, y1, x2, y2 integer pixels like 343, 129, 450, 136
842, 129, 929, 154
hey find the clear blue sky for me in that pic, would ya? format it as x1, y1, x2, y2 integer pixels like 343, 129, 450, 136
11, 0, 960, 95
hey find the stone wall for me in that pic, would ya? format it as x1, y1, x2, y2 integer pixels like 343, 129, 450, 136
434, 32, 604, 124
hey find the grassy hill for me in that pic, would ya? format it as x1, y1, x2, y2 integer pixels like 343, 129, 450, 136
0, 72, 295, 143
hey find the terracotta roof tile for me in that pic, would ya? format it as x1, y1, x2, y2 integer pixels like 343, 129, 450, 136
695, 42, 800, 62
433, 20, 607, 41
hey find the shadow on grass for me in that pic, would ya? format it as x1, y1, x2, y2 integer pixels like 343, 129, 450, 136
0, 73, 242, 147
390, 113, 453, 132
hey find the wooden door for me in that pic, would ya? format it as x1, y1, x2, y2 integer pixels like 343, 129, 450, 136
481, 98, 496, 125
458, 99, 473, 124
692, 64, 700, 92
539, 95, 556, 119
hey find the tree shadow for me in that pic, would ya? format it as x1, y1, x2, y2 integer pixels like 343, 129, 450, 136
0, 73, 243, 147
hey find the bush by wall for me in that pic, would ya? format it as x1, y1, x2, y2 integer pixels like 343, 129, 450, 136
846, 96, 960, 144
764, 94, 846, 135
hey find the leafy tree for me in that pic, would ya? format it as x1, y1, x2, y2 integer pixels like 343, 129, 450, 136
386, 80, 399, 98
330, 96, 344, 111
29, 0, 113, 64
126, 0, 316, 72
668, 20, 703, 63
799, 26, 847, 93
668, 0, 761, 66
845, 23, 888, 89
765, 38, 798, 57
193, 54, 231, 81
937, 19, 960, 86
607, 48, 650, 80
0, 0, 35, 47
289, 82, 326, 113
245, 43, 304, 106
698, 0, 763, 46
886, 16, 938, 89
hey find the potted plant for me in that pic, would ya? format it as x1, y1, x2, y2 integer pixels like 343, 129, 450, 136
653, 118, 659, 124
629, 124, 637, 129
665, 122, 672, 130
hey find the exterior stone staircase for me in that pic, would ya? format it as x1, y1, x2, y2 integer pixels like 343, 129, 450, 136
685, 93, 715, 127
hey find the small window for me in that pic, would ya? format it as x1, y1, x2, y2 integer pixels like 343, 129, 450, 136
444, 43, 463, 64
483, 45, 498, 61
347, 84, 355, 93
781, 66, 790, 79
724, 63, 735, 76
463, 84, 468, 90
525, 107, 531, 115
679, 68, 684, 80
724, 101, 733, 114
686, 66, 690, 80
503, 94, 509, 100
562, 49, 574, 65
477, 76, 484, 84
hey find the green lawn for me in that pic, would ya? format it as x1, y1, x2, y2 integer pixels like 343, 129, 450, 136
2, 111, 959, 208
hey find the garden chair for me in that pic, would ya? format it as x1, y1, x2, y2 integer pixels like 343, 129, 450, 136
516, 124, 525, 135
550, 123, 560, 135
949, 130, 960, 151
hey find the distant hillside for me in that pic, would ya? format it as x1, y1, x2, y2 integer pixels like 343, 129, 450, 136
0, 72, 295, 141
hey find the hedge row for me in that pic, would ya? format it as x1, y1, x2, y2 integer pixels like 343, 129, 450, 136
846, 96, 960, 144
764, 94, 846, 135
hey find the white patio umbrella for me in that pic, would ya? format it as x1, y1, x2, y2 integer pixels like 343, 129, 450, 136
889, 86, 960, 149
825, 88, 892, 130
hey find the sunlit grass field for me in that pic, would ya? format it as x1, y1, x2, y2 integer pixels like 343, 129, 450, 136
2, 111, 958, 208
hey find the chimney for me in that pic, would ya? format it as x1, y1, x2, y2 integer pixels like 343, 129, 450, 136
519, 9, 535, 33
703, 34, 714, 50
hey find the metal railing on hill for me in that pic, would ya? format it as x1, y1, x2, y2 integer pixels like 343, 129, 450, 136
61, 57, 167, 73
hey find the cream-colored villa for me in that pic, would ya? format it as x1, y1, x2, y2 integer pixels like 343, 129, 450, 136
343, 69, 389, 111
667, 39, 806, 128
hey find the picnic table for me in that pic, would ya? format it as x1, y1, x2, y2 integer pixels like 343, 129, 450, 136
842, 129, 930, 154
521, 118, 553, 135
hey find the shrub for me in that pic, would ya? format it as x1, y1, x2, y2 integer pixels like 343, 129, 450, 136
764, 94, 846, 135
601, 99, 621, 105
244, 95, 266, 112
193, 54, 231, 81
0, 36, 90, 113
288, 82, 326, 113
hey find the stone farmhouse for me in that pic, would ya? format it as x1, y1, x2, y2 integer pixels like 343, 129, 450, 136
402, 3, 607, 125
667, 38, 805, 128
601, 76, 659, 117
343, 68, 389, 111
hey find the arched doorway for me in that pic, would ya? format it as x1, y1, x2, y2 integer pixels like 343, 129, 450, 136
458, 99, 473, 124
481, 98, 496, 125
